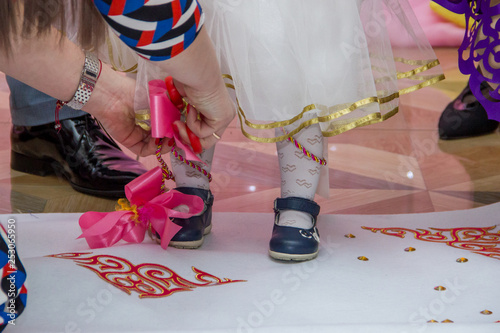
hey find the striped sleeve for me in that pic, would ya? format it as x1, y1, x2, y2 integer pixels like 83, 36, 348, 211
93, 0, 204, 61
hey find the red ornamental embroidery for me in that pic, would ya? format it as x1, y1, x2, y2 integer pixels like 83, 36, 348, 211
47, 252, 245, 298
361, 226, 500, 260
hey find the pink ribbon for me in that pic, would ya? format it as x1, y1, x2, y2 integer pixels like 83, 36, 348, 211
78, 167, 204, 249
149, 79, 202, 163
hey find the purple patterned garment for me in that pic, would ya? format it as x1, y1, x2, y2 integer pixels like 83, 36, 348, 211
433, 0, 500, 120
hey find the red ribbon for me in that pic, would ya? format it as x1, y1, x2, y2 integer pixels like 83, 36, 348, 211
78, 167, 204, 249
148, 79, 202, 163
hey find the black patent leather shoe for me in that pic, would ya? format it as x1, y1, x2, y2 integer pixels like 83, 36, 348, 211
10, 115, 147, 198
269, 197, 320, 261
439, 81, 499, 140
169, 187, 214, 249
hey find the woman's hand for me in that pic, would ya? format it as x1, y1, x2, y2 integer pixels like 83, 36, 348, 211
0, 23, 160, 156
173, 77, 235, 149
153, 28, 236, 149
84, 65, 159, 157
0, 20, 234, 156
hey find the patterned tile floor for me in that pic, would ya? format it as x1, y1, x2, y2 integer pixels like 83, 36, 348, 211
1, 48, 499, 215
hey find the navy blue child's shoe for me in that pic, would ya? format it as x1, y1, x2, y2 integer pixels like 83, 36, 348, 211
269, 197, 320, 261
169, 187, 214, 249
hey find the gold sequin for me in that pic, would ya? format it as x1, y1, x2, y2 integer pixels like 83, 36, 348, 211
434, 286, 446, 291
441, 319, 454, 323
427, 320, 438, 323
456, 257, 469, 263
344, 234, 356, 238
405, 247, 416, 252
481, 310, 493, 315
357, 256, 369, 261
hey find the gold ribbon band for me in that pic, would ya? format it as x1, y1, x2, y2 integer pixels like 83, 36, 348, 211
107, 38, 139, 73
226, 59, 444, 143
135, 111, 151, 131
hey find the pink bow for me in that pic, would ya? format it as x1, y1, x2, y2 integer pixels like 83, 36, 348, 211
149, 79, 202, 163
78, 167, 204, 249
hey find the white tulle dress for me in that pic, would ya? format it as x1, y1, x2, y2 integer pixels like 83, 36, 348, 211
197, 0, 444, 142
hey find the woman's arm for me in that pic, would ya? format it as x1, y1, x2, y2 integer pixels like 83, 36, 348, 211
0, 24, 157, 156
1, 0, 235, 153
94, 0, 235, 147
0, 25, 234, 152
156, 28, 235, 148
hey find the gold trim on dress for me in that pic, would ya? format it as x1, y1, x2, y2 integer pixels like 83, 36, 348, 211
107, 38, 139, 73
135, 110, 151, 131
397, 59, 440, 79
226, 57, 444, 143
394, 57, 439, 67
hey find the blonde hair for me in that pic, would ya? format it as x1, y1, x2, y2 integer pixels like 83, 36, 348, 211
0, 0, 106, 55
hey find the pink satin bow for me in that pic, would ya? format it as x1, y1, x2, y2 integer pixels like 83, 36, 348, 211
149, 79, 202, 163
78, 167, 204, 249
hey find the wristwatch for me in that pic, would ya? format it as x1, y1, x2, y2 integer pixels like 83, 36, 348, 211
66, 52, 101, 110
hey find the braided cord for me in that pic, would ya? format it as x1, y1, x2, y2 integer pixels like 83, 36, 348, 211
282, 128, 327, 166
155, 139, 175, 193
155, 139, 212, 193
170, 146, 213, 182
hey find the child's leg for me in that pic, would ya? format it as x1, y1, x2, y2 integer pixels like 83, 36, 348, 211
168, 146, 215, 249
276, 123, 323, 229
170, 146, 215, 190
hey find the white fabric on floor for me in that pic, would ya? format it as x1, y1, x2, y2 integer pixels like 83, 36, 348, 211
6, 203, 500, 332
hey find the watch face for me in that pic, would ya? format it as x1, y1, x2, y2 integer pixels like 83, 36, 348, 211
85, 68, 98, 79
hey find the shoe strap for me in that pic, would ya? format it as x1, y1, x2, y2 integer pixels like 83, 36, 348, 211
274, 197, 320, 219
175, 187, 214, 206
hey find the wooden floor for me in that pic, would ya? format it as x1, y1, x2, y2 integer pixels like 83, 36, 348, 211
1, 48, 499, 215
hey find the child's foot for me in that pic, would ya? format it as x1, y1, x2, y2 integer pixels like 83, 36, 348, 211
269, 197, 320, 261
277, 210, 314, 229
166, 187, 213, 249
